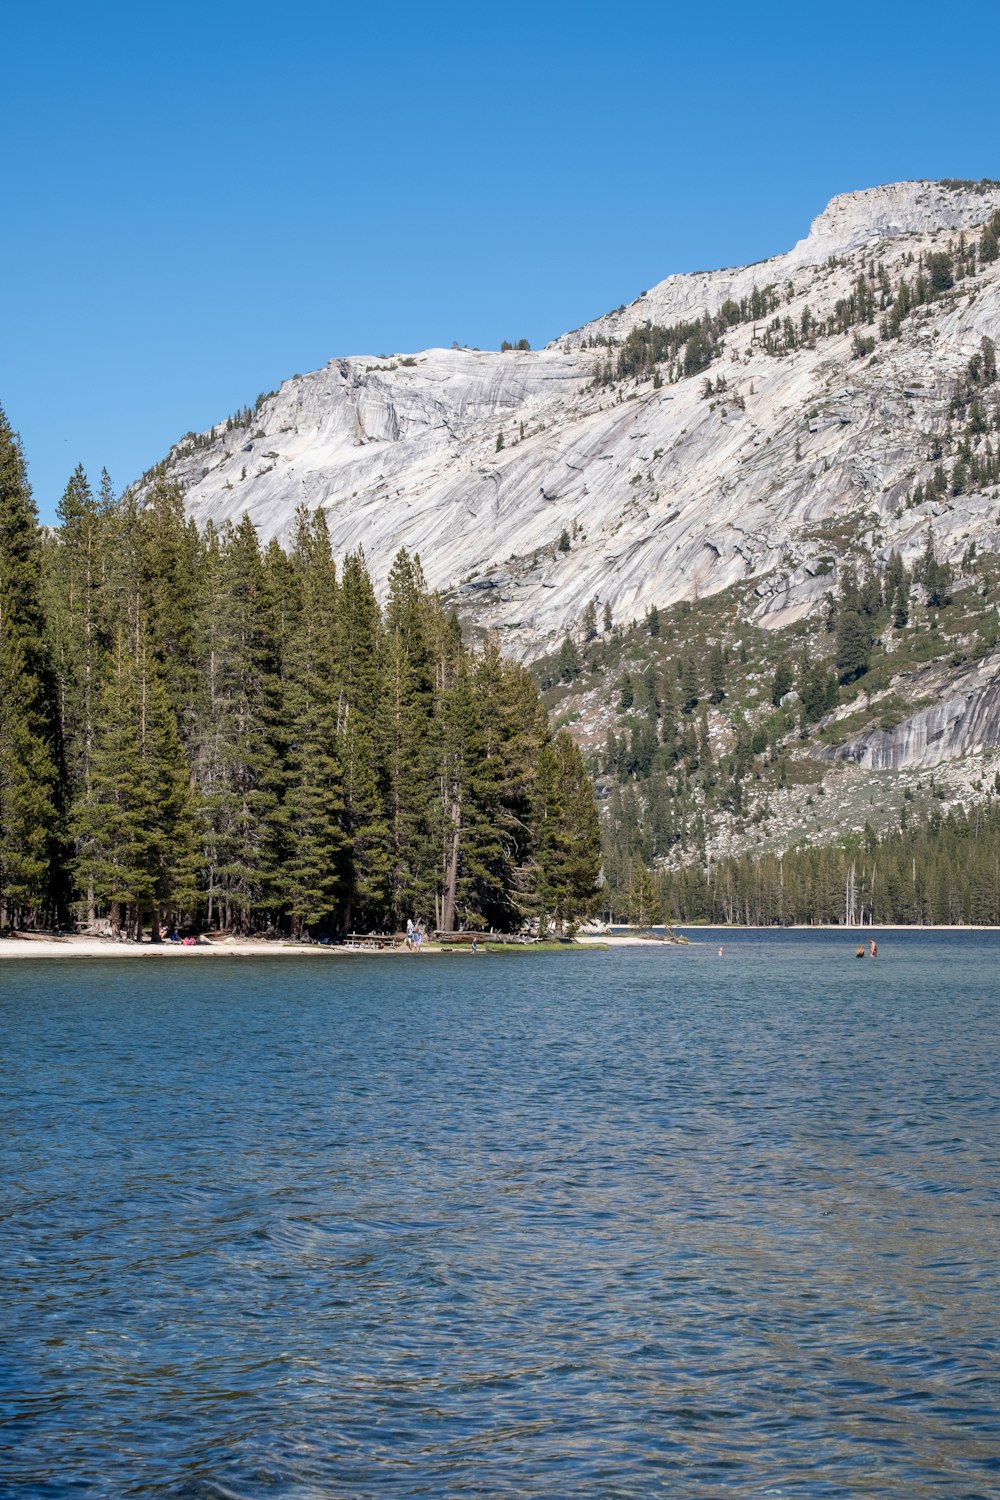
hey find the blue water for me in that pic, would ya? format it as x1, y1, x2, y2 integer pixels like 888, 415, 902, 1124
1, 932, 998, 1498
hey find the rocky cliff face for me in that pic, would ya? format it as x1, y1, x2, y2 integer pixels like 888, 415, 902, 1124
817, 650, 1000, 770
146, 180, 1000, 674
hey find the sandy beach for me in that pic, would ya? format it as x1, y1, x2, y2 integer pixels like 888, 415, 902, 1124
0, 936, 359, 960
0, 933, 618, 960
0, 934, 593, 959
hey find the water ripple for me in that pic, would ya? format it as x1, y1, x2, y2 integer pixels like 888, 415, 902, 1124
1, 932, 998, 1497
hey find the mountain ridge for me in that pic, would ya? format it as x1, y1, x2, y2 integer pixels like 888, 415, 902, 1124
556, 179, 1000, 346
141, 179, 1000, 697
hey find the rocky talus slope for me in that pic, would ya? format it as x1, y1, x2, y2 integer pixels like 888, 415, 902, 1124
144, 179, 1000, 777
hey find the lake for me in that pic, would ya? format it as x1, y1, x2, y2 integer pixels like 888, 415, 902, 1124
2, 931, 998, 1498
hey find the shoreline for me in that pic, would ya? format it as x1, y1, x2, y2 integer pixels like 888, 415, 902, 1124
667, 924, 1000, 933
1, 925, 996, 961
0, 935, 609, 961
0, 935, 357, 960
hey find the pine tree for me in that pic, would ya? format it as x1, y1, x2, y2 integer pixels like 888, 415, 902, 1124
338, 550, 390, 929
709, 643, 727, 703
43, 466, 106, 919
893, 576, 910, 629
276, 511, 346, 936
628, 858, 661, 928
771, 660, 794, 706
437, 636, 474, 933
194, 517, 283, 930
72, 629, 199, 938
835, 608, 871, 683
557, 633, 581, 681
582, 600, 598, 641
0, 405, 58, 925
137, 477, 203, 734
438, 638, 551, 933
379, 550, 437, 925
529, 731, 600, 933
681, 657, 700, 713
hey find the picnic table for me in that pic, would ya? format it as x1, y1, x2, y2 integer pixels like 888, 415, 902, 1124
342, 932, 401, 950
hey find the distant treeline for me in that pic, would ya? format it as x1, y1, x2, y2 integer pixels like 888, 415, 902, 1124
608, 801, 1000, 926
0, 407, 600, 938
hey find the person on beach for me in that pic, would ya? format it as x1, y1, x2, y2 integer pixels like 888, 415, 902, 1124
406, 918, 414, 951
870, 937, 878, 959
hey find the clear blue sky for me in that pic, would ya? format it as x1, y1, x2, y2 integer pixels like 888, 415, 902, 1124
3, 0, 999, 522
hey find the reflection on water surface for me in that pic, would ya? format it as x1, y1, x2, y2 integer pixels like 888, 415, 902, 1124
1, 931, 998, 1497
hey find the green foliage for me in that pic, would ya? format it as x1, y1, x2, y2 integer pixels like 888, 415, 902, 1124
708, 643, 727, 703
591, 287, 778, 389
626, 858, 661, 927
529, 732, 601, 932
557, 633, 582, 682
4, 424, 602, 936
925, 251, 954, 293
835, 608, 871, 683
771, 660, 794, 706
916, 529, 953, 608
0, 405, 58, 923
657, 798, 1000, 926
680, 657, 700, 714
582, 600, 598, 641
72, 630, 199, 936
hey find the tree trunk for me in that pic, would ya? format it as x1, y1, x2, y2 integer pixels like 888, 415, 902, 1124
441, 797, 461, 933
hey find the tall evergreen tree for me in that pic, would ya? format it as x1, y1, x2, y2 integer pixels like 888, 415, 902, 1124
72, 629, 199, 938
835, 608, 871, 683
276, 511, 346, 936
194, 517, 283, 930
0, 405, 58, 925
709, 643, 727, 703
529, 730, 601, 933
337, 550, 390, 929
379, 550, 437, 924
43, 466, 106, 918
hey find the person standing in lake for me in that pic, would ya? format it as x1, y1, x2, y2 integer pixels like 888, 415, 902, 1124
870, 937, 878, 959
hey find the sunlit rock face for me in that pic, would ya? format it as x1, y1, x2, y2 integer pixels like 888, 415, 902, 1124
560, 181, 1000, 343
817, 653, 1000, 770
145, 180, 1000, 664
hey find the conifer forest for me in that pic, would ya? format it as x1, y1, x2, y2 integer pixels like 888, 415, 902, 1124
0, 407, 601, 939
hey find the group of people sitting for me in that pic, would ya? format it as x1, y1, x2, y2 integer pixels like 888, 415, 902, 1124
159, 926, 200, 946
